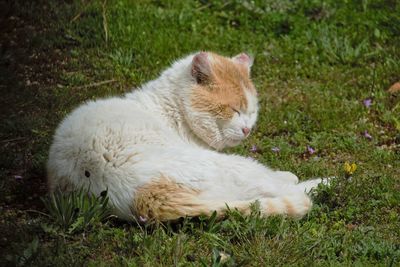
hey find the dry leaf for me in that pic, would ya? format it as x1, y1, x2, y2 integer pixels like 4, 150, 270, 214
387, 82, 400, 94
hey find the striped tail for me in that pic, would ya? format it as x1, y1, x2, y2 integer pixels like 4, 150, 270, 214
258, 194, 312, 218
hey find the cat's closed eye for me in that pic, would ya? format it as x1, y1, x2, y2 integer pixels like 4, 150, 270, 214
230, 106, 241, 115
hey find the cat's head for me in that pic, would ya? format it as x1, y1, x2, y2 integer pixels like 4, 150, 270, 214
182, 52, 258, 150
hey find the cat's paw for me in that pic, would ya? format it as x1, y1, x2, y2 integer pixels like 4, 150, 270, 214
275, 171, 299, 184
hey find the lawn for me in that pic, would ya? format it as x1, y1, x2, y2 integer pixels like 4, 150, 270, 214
0, 0, 399, 266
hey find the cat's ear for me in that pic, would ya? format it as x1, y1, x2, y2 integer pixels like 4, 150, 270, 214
232, 53, 254, 71
191, 52, 212, 84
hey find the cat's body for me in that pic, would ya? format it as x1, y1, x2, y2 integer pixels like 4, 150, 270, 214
47, 52, 324, 221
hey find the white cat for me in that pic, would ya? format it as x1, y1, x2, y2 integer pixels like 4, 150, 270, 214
47, 52, 325, 222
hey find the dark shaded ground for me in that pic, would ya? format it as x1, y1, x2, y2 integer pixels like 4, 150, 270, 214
0, 2, 70, 259
1, 0, 56, 207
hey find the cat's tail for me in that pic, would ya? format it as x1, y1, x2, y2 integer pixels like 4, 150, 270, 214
132, 176, 312, 222
257, 194, 312, 218
295, 177, 333, 194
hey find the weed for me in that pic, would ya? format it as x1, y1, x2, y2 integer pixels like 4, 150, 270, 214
41, 189, 111, 234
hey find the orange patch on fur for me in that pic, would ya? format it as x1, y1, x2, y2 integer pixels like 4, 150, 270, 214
283, 197, 296, 216
265, 200, 278, 215
133, 176, 208, 221
191, 53, 256, 119
133, 175, 257, 222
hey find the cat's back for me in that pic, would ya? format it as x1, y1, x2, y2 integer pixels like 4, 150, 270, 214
54, 97, 169, 141
48, 97, 179, 172
47, 96, 182, 192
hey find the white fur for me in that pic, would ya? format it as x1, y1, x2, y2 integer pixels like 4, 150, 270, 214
47, 53, 325, 220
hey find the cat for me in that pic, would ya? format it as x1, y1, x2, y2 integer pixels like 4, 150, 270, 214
47, 51, 325, 222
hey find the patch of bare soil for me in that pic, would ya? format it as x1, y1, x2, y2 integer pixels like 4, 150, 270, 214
0, 0, 71, 216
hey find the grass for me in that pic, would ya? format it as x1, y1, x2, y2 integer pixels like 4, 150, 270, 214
0, 0, 399, 265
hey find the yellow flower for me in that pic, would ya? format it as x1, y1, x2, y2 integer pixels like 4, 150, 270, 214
344, 162, 357, 176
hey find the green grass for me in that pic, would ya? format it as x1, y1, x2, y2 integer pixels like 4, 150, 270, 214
1, 0, 399, 266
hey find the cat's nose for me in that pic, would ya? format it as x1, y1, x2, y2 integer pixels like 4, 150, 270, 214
242, 127, 250, 136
